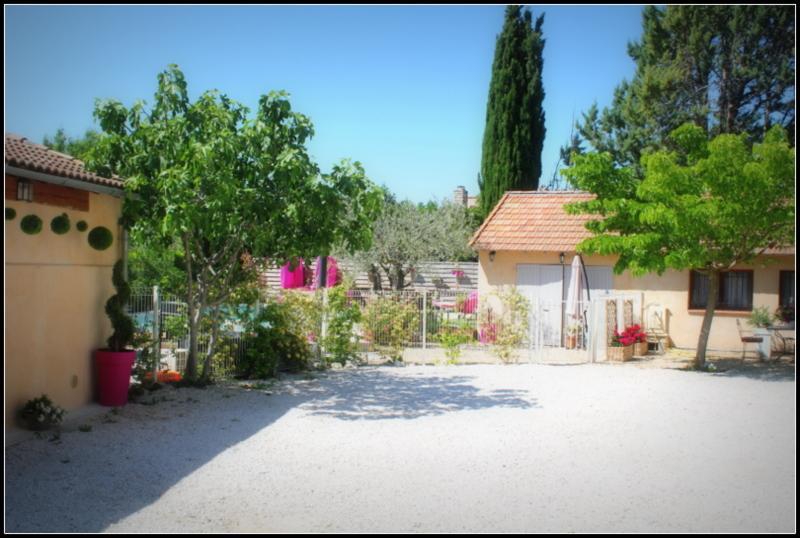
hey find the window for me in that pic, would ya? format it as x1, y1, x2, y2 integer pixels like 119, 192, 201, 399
16, 178, 33, 201
779, 271, 794, 308
689, 270, 753, 311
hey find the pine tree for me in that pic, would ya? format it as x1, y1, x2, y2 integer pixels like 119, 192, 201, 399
479, 6, 546, 217
569, 5, 795, 177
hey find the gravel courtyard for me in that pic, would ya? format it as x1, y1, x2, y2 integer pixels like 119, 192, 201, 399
5, 363, 796, 533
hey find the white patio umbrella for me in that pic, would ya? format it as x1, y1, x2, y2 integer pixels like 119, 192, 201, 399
565, 254, 590, 330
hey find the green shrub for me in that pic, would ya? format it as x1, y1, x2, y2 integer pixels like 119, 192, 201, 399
5, 207, 16, 220
363, 295, 419, 362
437, 320, 474, 365
76, 220, 88, 232
20, 214, 43, 235
481, 286, 529, 363
88, 226, 113, 250
131, 330, 156, 385
20, 394, 66, 427
748, 306, 775, 329
282, 289, 323, 342
241, 300, 311, 379
321, 283, 362, 366
50, 213, 71, 234
105, 259, 135, 351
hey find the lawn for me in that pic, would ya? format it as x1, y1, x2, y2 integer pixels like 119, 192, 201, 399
5, 362, 795, 533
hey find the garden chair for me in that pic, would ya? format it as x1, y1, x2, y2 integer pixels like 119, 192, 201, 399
736, 318, 764, 360
644, 303, 668, 354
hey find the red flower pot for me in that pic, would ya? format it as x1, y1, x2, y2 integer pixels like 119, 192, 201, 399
95, 349, 136, 407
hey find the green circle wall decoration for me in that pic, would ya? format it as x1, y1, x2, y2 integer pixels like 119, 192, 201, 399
20, 214, 43, 235
50, 213, 71, 235
88, 226, 114, 250
5, 207, 16, 220
76, 220, 88, 232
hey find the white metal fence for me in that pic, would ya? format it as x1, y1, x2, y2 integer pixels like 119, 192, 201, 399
126, 288, 643, 371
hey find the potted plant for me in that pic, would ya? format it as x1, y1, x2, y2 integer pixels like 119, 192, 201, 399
628, 324, 649, 356
19, 394, 66, 431
565, 323, 580, 349
775, 304, 794, 326
748, 306, 775, 360
608, 328, 636, 361
95, 260, 137, 406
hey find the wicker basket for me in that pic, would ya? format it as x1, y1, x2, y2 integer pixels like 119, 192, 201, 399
635, 341, 649, 357
607, 345, 634, 362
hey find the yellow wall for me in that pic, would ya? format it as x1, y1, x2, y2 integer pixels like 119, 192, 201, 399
478, 249, 795, 351
5, 193, 122, 430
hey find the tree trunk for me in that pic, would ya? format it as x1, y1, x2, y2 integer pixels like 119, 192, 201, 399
393, 265, 406, 290
368, 264, 382, 291
200, 306, 220, 382
183, 234, 198, 382
694, 269, 720, 368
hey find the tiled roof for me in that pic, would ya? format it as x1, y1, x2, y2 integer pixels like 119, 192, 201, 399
470, 190, 796, 256
469, 191, 597, 252
5, 133, 124, 189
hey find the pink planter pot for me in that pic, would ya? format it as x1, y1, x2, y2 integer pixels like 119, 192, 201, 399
95, 349, 136, 407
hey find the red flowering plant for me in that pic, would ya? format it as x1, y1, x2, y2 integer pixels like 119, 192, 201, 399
611, 325, 647, 347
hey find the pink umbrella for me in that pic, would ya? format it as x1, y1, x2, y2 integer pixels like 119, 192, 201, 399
312, 256, 339, 288
280, 259, 305, 289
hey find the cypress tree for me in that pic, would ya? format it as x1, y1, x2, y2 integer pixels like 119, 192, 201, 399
479, 6, 546, 217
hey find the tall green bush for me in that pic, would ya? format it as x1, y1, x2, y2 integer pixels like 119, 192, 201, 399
321, 283, 362, 366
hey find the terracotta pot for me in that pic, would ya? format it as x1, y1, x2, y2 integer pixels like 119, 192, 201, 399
565, 335, 577, 349
95, 349, 136, 407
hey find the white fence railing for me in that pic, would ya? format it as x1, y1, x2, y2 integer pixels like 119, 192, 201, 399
126, 288, 642, 371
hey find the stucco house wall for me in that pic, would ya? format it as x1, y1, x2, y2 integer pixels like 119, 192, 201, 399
5, 190, 123, 429
478, 249, 794, 352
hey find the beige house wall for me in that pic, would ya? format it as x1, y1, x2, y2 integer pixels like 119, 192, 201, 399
477, 249, 795, 352
5, 193, 122, 430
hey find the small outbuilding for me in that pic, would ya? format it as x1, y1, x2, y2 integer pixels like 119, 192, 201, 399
469, 191, 795, 353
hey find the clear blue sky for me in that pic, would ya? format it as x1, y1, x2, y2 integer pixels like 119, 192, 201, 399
5, 5, 644, 203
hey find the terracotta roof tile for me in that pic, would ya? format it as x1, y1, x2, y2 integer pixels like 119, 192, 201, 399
469, 191, 597, 252
5, 133, 124, 189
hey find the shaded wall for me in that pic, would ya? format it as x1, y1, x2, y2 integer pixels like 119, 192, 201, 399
478, 249, 795, 351
5, 183, 122, 430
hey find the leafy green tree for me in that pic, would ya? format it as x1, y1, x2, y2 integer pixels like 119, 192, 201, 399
89, 65, 382, 381
568, 5, 795, 179
563, 124, 795, 368
42, 128, 102, 161
340, 199, 476, 290
479, 5, 546, 216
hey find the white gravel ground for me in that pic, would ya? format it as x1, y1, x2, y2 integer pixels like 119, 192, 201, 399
5, 363, 796, 533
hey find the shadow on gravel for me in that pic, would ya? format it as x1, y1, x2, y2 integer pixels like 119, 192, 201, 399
303, 368, 540, 420
704, 359, 796, 382
5, 368, 540, 533
4, 380, 319, 534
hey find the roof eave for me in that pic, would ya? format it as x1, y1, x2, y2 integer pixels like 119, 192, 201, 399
5, 164, 125, 197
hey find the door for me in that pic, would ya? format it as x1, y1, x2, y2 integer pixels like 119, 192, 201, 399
517, 264, 565, 346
